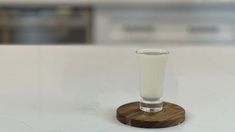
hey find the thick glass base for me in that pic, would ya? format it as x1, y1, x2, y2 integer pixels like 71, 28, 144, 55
139, 98, 163, 113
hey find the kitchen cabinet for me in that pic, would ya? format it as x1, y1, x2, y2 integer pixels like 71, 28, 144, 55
94, 4, 235, 44
0, 6, 92, 44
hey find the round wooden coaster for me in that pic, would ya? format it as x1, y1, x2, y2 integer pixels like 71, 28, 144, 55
116, 102, 185, 128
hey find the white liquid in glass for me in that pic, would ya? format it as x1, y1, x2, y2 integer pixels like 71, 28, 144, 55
137, 50, 168, 100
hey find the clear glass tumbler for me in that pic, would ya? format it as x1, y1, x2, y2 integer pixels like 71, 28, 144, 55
136, 49, 169, 113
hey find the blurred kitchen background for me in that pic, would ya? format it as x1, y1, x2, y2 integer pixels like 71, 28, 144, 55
1, 1, 235, 44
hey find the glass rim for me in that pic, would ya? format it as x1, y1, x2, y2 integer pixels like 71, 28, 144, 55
136, 49, 169, 55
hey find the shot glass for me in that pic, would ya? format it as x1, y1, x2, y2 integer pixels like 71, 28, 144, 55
136, 49, 169, 112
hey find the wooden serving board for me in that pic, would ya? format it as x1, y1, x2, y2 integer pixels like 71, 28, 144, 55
116, 102, 185, 128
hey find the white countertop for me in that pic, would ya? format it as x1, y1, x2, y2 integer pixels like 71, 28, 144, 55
0, 44, 235, 132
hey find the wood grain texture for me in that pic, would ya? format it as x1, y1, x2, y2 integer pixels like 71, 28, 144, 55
116, 102, 185, 128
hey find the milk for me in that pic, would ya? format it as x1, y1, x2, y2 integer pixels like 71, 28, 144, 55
137, 50, 168, 100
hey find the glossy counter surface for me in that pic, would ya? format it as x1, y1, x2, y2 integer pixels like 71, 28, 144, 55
0, 44, 234, 131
